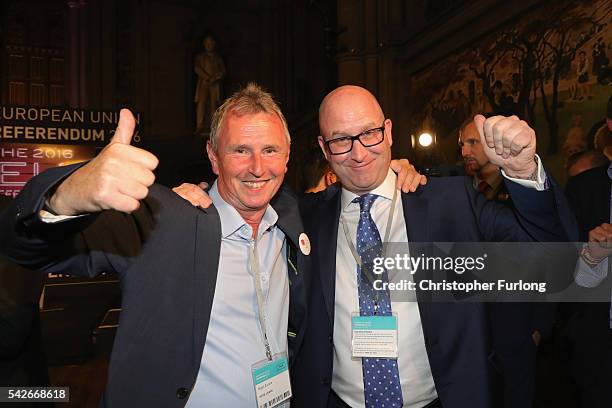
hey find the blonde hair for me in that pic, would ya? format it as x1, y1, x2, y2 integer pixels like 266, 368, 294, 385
209, 82, 290, 150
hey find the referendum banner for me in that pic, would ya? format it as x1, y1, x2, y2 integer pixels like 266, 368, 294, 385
0, 106, 138, 302
0, 106, 142, 146
0, 143, 96, 197
0, 106, 141, 197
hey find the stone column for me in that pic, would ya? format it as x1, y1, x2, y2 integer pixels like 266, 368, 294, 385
78, 0, 88, 107
335, 0, 364, 86
67, 0, 88, 108
67, 1, 79, 107
363, 0, 378, 92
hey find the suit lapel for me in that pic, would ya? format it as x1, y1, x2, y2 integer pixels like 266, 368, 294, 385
317, 188, 342, 326
401, 191, 430, 262
285, 240, 308, 364
192, 207, 221, 374
271, 186, 310, 365
400, 192, 433, 313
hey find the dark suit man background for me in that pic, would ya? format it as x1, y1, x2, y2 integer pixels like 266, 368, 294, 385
459, 117, 556, 408
0, 84, 310, 407
565, 150, 611, 408
0, 194, 50, 408
291, 86, 576, 408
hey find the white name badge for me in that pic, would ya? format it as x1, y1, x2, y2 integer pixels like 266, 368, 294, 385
351, 314, 399, 359
251, 353, 292, 408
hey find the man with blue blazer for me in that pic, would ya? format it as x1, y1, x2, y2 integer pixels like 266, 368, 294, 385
0, 84, 310, 407
290, 86, 576, 408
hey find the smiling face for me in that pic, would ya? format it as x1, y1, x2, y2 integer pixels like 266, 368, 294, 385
207, 111, 289, 225
318, 86, 393, 195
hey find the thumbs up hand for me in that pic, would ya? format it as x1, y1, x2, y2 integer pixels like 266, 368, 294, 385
48, 109, 159, 215
473, 114, 537, 179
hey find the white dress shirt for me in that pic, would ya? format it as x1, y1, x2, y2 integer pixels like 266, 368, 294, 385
186, 181, 289, 407
332, 169, 438, 408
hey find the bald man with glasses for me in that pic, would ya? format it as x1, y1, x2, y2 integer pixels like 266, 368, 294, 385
290, 85, 577, 408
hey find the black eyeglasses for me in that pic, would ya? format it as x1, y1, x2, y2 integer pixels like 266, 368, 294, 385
323, 122, 386, 155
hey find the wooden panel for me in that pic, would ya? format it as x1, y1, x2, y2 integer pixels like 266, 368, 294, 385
8, 81, 26, 105
50, 58, 65, 82
50, 84, 65, 106
30, 83, 47, 106
31, 56, 47, 80
8, 54, 26, 79
2, 1, 67, 106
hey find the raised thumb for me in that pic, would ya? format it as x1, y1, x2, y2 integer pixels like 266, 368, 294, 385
110, 109, 136, 145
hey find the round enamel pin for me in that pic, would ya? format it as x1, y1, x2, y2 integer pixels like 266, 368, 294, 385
298, 233, 311, 255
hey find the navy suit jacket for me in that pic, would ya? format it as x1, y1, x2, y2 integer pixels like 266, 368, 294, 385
291, 175, 576, 408
479, 180, 556, 352
0, 195, 50, 394
564, 165, 611, 358
0, 164, 311, 407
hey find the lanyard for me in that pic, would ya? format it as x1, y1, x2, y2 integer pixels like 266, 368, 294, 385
249, 239, 273, 361
340, 188, 398, 291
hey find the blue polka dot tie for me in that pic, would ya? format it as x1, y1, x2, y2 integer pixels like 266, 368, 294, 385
355, 194, 403, 408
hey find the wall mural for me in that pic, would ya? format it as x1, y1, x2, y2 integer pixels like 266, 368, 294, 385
409, 0, 612, 182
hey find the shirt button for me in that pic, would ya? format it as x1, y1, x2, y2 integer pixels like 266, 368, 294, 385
176, 387, 189, 399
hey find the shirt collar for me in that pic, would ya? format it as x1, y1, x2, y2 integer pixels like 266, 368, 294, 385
341, 168, 396, 210
209, 181, 278, 239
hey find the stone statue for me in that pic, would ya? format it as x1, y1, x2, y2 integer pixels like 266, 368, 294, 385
194, 35, 225, 135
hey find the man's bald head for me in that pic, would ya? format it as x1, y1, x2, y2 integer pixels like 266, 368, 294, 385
317, 85, 393, 195
318, 86, 384, 137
